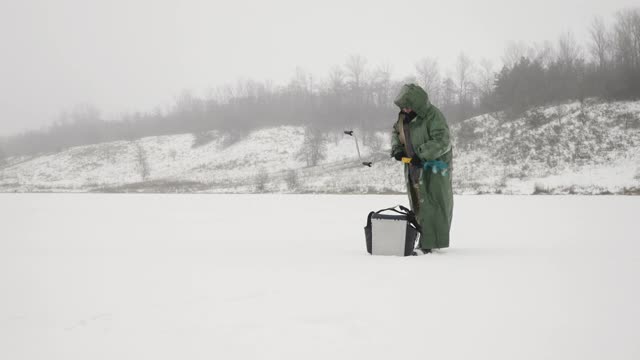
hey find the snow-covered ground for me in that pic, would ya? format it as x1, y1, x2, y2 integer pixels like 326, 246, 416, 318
2, 194, 639, 359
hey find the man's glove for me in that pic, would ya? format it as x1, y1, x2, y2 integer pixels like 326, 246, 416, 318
409, 157, 422, 167
392, 152, 406, 161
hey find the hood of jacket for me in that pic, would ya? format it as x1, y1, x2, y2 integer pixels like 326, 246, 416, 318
393, 84, 431, 118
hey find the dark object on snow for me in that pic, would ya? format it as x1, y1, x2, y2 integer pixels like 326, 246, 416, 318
362, 162, 372, 167
364, 205, 421, 256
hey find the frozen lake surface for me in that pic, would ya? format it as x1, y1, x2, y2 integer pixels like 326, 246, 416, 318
1, 194, 639, 359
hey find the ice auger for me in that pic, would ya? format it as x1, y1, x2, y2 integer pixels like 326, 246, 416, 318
344, 130, 373, 167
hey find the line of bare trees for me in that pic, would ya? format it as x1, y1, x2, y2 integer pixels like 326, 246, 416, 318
0, 53, 490, 158
1, 8, 638, 160
491, 9, 640, 115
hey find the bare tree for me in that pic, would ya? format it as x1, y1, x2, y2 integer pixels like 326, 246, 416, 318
456, 53, 474, 106
612, 9, 640, 70
371, 63, 393, 106
344, 55, 370, 130
530, 41, 555, 67
328, 65, 346, 95
415, 57, 441, 104
134, 142, 150, 181
255, 169, 269, 193
502, 41, 555, 68
285, 170, 300, 191
502, 41, 529, 68
441, 77, 457, 108
213, 84, 235, 104
476, 58, 495, 99
297, 127, 327, 167
557, 31, 583, 66
589, 16, 612, 69
345, 54, 368, 91
174, 90, 199, 113
290, 67, 315, 94
69, 103, 101, 123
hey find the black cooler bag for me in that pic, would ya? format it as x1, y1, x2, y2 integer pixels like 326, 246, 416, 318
364, 205, 421, 256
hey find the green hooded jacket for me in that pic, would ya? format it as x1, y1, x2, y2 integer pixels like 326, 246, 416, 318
391, 84, 453, 249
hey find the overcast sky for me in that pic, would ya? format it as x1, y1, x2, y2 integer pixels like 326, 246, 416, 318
0, 0, 637, 136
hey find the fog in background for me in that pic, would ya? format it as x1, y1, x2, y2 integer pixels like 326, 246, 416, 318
1, 0, 638, 136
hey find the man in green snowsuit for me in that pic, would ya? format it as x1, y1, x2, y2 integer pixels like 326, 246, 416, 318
391, 84, 453, 253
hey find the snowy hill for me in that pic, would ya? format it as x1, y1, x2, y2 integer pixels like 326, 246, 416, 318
452, 100, 640, 194
1, 100, 639, 194
0, 127, 403, 194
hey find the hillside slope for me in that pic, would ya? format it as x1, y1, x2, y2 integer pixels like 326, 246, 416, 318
1, 100, 639, 194
452, 100, 640, 194
0, 127, 402, 193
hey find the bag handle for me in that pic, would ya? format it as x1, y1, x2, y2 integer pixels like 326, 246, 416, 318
375, 205, 412, 215
374, 205, 422, 233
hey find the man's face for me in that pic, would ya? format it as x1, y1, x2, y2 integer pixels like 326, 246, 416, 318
402, 108, 412, 114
